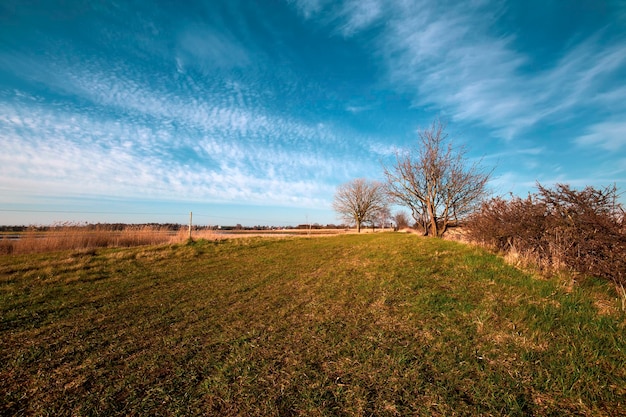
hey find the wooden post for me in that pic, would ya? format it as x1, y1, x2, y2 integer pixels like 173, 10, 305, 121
188, 212, 192, 240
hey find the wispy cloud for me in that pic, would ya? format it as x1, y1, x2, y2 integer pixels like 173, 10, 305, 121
339, 0, 383, 36
0, 114, 335, 209
176, 24, 250, 70
310, 0, 626, 142
345, 103, 376, 114
0, 46, 373, 209
535, 40, 626, 119
368, 142, 401, 157
575, 120, 626, 151
288, 0, 329, 19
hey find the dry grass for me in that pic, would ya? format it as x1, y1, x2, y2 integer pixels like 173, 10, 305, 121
0, 226, 202, 255
211, 229, 350, 238
0, 227, 360, 255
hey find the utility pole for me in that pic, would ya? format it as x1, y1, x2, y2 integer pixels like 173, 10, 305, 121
306, 214, 311, 236
188, 211, 192, 240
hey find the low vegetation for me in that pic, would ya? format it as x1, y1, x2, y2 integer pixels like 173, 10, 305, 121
466, 183, 626, 307
0, 224, 350, 255
0, 224, 202, 255
2, 233, 624, 416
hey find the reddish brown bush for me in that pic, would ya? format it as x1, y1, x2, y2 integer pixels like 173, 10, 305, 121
467, 184, 625, 287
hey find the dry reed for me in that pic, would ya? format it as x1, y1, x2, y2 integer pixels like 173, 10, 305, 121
0, 225, 209, 255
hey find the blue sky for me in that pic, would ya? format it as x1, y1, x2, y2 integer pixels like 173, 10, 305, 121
1, 0, 625, 226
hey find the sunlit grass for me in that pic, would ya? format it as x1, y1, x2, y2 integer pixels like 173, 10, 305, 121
1, 233, 624, 415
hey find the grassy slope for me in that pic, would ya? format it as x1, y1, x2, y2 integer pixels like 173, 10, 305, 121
1, 234, 624, 416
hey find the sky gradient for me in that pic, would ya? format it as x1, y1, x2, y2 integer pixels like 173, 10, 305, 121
1, 0, 625, 226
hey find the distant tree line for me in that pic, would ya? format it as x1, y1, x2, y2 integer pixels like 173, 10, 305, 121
0, 223, 187, 232
0, 223, 352, 232
216, 224, 348, 231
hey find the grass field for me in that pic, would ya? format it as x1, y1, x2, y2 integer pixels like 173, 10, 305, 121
1, 233, 625, 416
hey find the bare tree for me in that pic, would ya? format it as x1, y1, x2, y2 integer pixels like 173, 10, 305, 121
369, 205, 391, 231
384, 120, 491, 237
392, 211, 411, 230
333, 178, 388, 233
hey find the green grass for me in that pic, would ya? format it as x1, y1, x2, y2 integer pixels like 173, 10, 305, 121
1, 233, 625, 416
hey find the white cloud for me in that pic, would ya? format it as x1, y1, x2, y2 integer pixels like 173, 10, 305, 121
592, 85, 626, 110
0, 77, 371, 210
176, 25, 250, 69
576, 120, 626, 151
533, 41, 626, 120
288, 0, 329, 19
481, 146, 546, 161
377, 4, 538, 139
369, 142, 400, 157
488, 171, 533, 196
346, 103, 376, 113
39, 57, 358, 157
340, 0, 383, 36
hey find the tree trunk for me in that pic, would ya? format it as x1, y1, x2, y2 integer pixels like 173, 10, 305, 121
427, 203, 438, 237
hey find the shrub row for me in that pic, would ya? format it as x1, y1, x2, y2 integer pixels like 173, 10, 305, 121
466, 183, 625, 287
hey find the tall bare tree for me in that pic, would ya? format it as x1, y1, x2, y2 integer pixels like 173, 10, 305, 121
383, 120, 491, 237
333, 178, 388, 233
